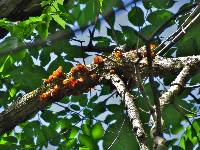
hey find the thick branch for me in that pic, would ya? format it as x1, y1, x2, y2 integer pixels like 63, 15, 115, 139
0, 50, 200, 135
108, 74, 148, 150
160, 65, 192, 108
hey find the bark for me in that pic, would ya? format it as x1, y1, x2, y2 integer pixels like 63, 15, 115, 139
108, 74, 149, 150
0, 51, 200, 135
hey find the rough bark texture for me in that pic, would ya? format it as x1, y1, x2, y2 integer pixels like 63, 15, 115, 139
160, 66, 192, 108
0, 51, 200, 135
108, 74, 148, 150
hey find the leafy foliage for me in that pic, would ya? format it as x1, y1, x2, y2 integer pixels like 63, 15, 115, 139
0, 0, 200, 149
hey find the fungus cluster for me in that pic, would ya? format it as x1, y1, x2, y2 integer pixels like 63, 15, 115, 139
38, 57, 102, 101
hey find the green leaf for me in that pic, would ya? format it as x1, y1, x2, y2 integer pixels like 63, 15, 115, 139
142, 0, 152, 9
70, 104, 80, 111
91, 122, 104, 140
78, 0, 100, 28
147, 10, 173, 26
57, 118, 71, 129
107, 28, 125, 45
176, 23, 200, 57
47, 56, 73, 74
10, 63, 46, 91
52, 14, 66, 29
92, 101, 106, 117
82, 123, 91, 136
78, 134, 97, 150
41, 110, 57, 123
100, 85, 111, 96
79, 147, 90, 150
3, 136, 17, 143
191, 72, 200, 84
69, 127, 79, 139
42, 126, 60, 145
107, 104, 123, 113
93, 36, 111, 47
103, 118, 139, 149
140, 25, 157, 39
9, 87, 16, 98
58, 139, 76, 149
162, 104, 183, 129
121, 26, 143, 47
128, 6, 144, 26
37, 15, 52, 39
71, 95, 88, 103
0, 55, 14, 73
180, 135, 187, 150
151, 0, 175, 9
0, 37, 19, 52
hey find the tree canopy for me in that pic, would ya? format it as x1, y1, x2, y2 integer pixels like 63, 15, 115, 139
0, 0, 200, 149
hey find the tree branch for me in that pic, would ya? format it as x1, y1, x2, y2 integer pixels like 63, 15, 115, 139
0, 49, 200, 135
107, 73, 148, 150
159, 65, 192, 108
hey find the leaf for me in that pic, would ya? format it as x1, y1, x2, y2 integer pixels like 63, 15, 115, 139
142, 0, 152, 9
107, 104, 123, 113
47, 56, 73, 74
191, 72, 200, 84
180, 135, 187, 150
3, 136, 17, 143
0, 55, 14, 73
70, 104, 80, 111
128, 6, 144, 26
78, 0, 100, 28
78, 134, 97, 149
100, 85, 111, 96
162, 104, 184, 129
92, 101, 106, 117
82, 122, 91, 136
0, 37, 19, 52
37, 15, 52, 39
93, 36, 111, 47
42, 126, 60, 146
79, 147, 90, 150
121, 26, 143, 47
147, 10, 174, 26
107, 28, 125, 45
9, 87, 16, 98
91, 122, 104, 140
69, 127, 79, 139
52, 14, 66, 29
10, 64, 46, 91
140, 25, 157, 39
151, 0, 175, 9
103, 118, 139, 150
58, 139, 76, 150
41, 110, 57, 123
176, 22, 200, 57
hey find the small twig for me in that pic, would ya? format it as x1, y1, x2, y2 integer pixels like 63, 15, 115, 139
148, 2, 199, 42
146, 42, 162, 136
189, 93, 200, 104
185, 83, 200, 89
178, 104, 196, 116
107, 118, 125, 150
134, 37, 155, 114
0, 1, 135, 57
87, 15, 99, 48
173, 103, 200, 143
157, 5, 200, 55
